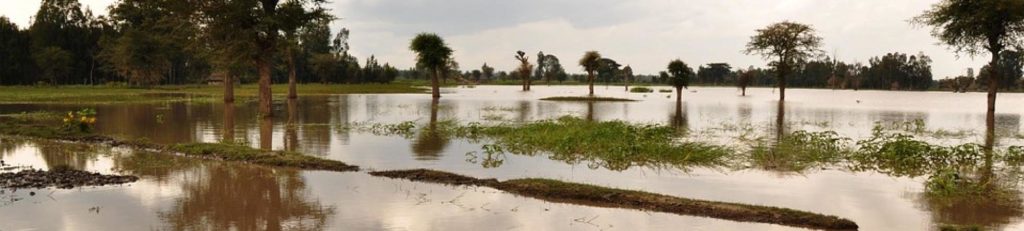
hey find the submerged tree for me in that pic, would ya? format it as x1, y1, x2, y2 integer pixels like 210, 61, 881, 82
197, 0, 329, 116
622, 65, 634, 91
410, 33, 453, 98
915, 0, 1024, 147
515, 50, 533, 91
737, 68, 753, 96
579, 51, 602, 96
667, 59, 693, 106
744, 21, 824, 101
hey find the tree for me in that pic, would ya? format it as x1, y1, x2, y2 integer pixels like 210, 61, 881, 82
737, 68, 753, 96
515, 50, 533, 91
481, 63, 494, 82
622, 65, 634, 91
579, 51, 602, 96
667, 59, 693, 105
197, 0, 328, 116
915, 0, 1024, 144
410, 33, 453, 98
535, 51, 547, 83
0, 17, 33, 85
100, 29, 171, 87
30, 0, 109, 85
540, 54, 563, 85
33, 47, 73, 85
977, 49, 1024, 90
744, 21, 824, 101
278, 1, 331, 99
697, 63, 731, 85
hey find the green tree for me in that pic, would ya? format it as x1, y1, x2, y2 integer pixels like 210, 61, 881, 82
915, 0, 1024, 145
622, 65, 634, 91
977, 49, 1024, 90
737, 68, 753, 96
33, 47, 73, 85
30, 0, 110, 85
410, 33, 453, 98
697, 63, 732, 85
100, 29, 171, 87
0, 17, 33, 85
579, 51, 602, 96
744, 21, 824, 101
667, 59, 693, 105
481, 63, 494, 82
535, 51, 546, 83
197, 0, 328, 116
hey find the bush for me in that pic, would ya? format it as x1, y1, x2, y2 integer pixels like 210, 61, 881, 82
629, 87, 653, 93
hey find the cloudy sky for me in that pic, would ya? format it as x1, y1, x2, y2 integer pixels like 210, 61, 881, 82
1, 0, 990, 77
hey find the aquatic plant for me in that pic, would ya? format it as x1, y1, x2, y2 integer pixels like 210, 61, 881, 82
61, 108, 97, 133
466, 116, 729, 170
747, 130, 852, 171
628, 86, 653, 93
539, 96, 636, 102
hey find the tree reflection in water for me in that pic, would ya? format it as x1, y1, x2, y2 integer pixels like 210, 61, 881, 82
411, 99, 449, 160
159, 163, 333, 231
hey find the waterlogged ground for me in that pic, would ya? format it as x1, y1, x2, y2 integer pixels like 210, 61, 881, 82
2, 85, 1024, 230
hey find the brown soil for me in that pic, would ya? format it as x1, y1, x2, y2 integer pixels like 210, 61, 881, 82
370, 169, 858, 230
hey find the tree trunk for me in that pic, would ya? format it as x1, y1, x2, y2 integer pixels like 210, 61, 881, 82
224, 72, 234, 103
287, 49, 297, 99
778, 63, 787, 102
588, 72, 595, 96
432, 68, 441, 98
676, 87, 682, 105
985, 50, 1000, 150
742, 87, 746, 96
258, 57, 273, 117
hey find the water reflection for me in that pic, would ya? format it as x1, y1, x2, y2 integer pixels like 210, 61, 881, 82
411, 99, 449, 160
669, 101, 688, 131
284, 99, 299, 152
223, 103, 235, 143
159, 163, 334, 231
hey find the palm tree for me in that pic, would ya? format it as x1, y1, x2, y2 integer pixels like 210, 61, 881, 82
667, 59, 693, 106
579, 51, 602, 96
410, 33, 453, 98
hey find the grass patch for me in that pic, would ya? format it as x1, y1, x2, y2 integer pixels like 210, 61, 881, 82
539, 96, 636, 102
369, 169, 858, 230
170, 143, 358, 171
629, 86, 653, 93
658, 89, 673, 93
747, 131, 852, 171
465, 117, 729, 170
0, 84, 425, 104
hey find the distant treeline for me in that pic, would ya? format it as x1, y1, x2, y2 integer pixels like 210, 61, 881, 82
0, 0, 399, 86
1, 0, 1021, 91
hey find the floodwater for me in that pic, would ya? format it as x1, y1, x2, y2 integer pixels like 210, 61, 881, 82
2, 85, 1024, 230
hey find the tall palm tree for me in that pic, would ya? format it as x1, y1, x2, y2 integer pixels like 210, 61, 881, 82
579, 51, 602, 96
667, 59, 693, 106
410, 33, 453, 98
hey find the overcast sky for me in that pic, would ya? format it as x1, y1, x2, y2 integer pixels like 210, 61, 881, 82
1, 0, 990, 78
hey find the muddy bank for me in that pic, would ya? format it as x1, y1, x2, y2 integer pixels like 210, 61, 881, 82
1, 167, 138, 189
370, 169, 858, 230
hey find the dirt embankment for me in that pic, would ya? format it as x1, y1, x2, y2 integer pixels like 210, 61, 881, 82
1, 167, 138, 189
370, 169, 858, 230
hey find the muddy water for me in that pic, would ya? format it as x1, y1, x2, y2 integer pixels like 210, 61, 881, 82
2, 86, 1024, 230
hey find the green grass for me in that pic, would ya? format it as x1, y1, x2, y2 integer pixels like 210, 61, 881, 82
0, 84, 426, 104
747, 131, 852, 171
539, 96, 637, 102
169, 143, 358, 171
460, 116, 729, 170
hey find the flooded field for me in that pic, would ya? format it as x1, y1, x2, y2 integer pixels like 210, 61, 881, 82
2, 86, 1024, 230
